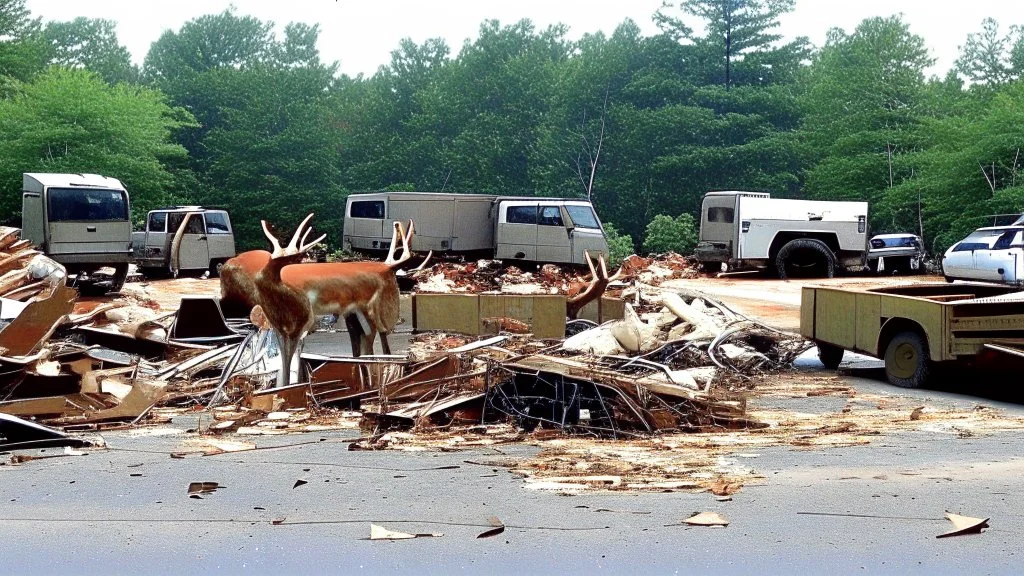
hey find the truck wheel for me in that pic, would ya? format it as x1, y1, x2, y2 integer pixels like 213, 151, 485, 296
816, 342, 844, 369
883, 330, 932, 388
775, 238, 836, 280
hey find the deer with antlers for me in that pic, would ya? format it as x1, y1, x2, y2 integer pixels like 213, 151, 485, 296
279, 219, 415, 357
250, 214, 326, 388
565, 251, 622, 320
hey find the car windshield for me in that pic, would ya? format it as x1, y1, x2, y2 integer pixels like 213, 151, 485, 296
565, 205, 600, 229
47, 188, 128, 222
871, 236, 919, 249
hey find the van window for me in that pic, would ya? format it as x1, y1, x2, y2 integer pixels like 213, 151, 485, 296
351, 200, 385, 219
47, 188, 128, 222
184, 214, 205, 234
539, 206, 564, 227
953, 230, 1005, 251
168, 212, 185, 234
506, 206, 537, 224
205, 212, 231, 234
148, 212, 167, 232
707, 207, 734, 223
565, 205, 599, 229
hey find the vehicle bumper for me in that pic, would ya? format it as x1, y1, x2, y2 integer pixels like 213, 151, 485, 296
695, 242, 731, 263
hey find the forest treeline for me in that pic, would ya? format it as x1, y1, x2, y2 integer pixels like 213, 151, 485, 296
2, 0, 1024, 254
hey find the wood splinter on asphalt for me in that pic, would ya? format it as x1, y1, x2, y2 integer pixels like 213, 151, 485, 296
683, 511, 729, 527
937, 512, 989, 538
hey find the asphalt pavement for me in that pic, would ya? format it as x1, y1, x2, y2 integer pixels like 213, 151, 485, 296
2, 360, 1022, 575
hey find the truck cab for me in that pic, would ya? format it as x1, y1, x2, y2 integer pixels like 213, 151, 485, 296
21, 172, 133, 291
132, 207, 236, 276
494, 200, 608, 264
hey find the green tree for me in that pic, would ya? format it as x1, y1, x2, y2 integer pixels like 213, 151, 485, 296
655, 0, 803, 89
643, 213, 698, 254
802, 16, 933, 234
603, 222, 636, 264
955, 17, 1021, 86
43, 17, 138, 84
0, 68, 195, 221
0, 0, 46, 84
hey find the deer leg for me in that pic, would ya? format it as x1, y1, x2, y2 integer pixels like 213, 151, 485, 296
379, 332, 392, 355
277, 335, 295, 388
344, 313, 365, 358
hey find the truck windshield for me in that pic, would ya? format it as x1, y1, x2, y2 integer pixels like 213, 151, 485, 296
47, 188, 128, 222
565, 205, 600, 229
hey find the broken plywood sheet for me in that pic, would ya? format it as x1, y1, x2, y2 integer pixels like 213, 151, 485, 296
248, 382, 310, 412
0, 284, 76, 357
414, 293, 480, 336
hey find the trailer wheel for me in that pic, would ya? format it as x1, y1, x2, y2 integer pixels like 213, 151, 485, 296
883, 330, 932, 388
816, 341, 844, 369
775, 238, 836, 280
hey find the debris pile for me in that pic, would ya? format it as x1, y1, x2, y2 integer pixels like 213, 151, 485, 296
410, 252, 701, 295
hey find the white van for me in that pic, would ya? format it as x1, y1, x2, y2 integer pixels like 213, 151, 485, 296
132, 207, 236, 276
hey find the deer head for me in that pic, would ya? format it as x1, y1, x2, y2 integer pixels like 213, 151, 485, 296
566, 250, 622, 320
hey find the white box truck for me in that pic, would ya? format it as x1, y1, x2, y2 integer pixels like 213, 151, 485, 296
694, 191, 869, 278
342, 192, 609, 265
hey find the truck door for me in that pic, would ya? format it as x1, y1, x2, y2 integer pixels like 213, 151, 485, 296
495, 202, 538, 261
563, 203, 609, 264
696, 195, 737, 262
171, 213, 210, 271
975, 230, 1021, 282
140, 211, 168, 267
536, 204, 571, 263
203, 211, 236, 262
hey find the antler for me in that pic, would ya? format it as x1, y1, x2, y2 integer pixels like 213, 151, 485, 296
565, 250, 622, 319
261, 220, 284, 256
263, 213, 325, 257
385, 220, 414, 269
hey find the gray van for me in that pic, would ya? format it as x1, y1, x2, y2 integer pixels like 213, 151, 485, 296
21, 173, 133, 291
132, 207, 236, 276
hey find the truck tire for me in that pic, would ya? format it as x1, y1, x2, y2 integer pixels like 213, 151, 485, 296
883, 330, 932, 388
775, 238, 836, 280
816, 341, 844, 369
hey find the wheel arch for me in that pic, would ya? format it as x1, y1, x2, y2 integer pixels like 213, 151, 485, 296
877, 317, 931, 360
768, 231, 840, 260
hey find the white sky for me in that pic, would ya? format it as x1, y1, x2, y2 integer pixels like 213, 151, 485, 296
23, 0, 1018, 77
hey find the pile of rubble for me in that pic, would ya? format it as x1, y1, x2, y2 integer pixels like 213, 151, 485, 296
2, 229, 808, 453
410, 252, 702, 295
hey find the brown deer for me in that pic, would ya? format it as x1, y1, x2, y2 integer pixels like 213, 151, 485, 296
280, 220, 414, 357
565, 251, 622, 320
251, 214, 326, 388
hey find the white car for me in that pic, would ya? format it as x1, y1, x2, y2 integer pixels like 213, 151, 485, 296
942, 226, 1024, 284
867, 233, 924, 274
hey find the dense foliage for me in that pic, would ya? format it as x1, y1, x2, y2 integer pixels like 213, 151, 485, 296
2, 0, 1024, 254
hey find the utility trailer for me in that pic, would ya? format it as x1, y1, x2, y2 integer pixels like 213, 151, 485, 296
801, 282, 1024, 388
696, 191, 868, 278
342, 192, 609, 266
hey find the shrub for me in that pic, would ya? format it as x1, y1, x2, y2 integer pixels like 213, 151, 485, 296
643, 213, 698, 255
